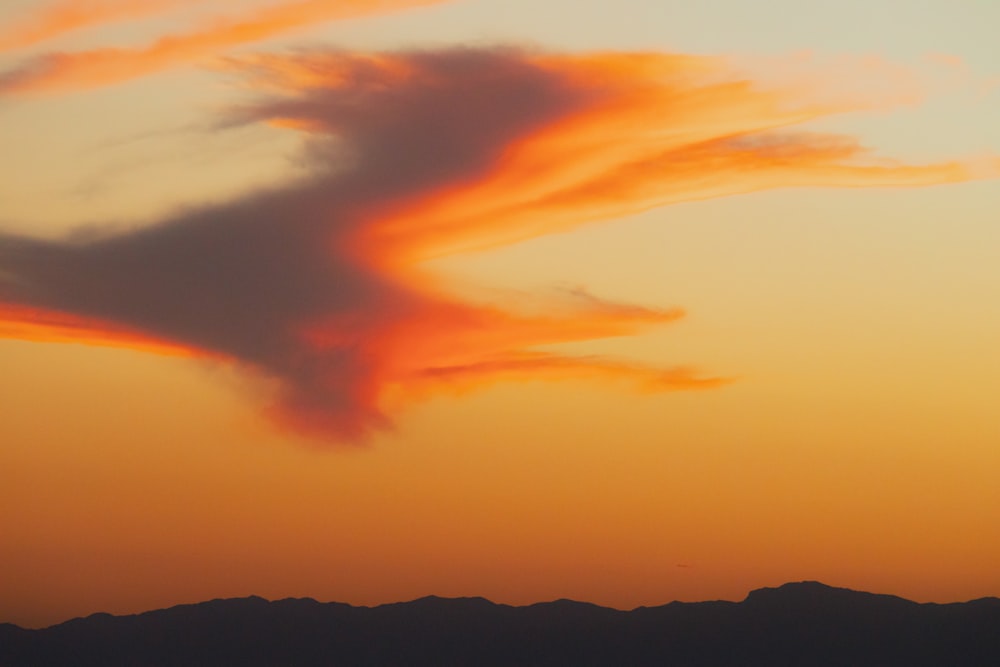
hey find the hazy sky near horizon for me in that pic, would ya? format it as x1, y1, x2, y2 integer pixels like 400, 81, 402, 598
2, 0, 999, 628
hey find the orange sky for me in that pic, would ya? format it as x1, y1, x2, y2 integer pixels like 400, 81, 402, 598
1, 0, 999, 629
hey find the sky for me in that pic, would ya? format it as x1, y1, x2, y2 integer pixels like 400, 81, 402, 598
1, 0, 999, 629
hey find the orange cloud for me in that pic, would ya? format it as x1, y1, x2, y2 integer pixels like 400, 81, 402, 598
0, 304, 195, 357
1, 48, 996, 443
0, 0, 186, 51
0, 0, 446, 94
319, 52, 987, 263
0, 0, 207, 52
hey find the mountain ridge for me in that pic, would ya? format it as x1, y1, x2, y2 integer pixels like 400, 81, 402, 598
2, 581, 999, 666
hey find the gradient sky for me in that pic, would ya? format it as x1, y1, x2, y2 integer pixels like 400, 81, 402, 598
2, 0, 999, 629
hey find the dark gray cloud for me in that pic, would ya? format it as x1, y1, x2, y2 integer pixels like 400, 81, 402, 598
0, 48, 600, 441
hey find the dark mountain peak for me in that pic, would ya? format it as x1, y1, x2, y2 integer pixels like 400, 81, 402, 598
744, 580, 914, 609
0, 622, 26, 636
411, 594, 490, 603
266, 596, 344, 616
403, 594, 498, 607
772, 579, 837, 592
517, 598, 628, 622
531, 598, 597, 608
380, 595, 503, 618
965, 596, 1000, 607
209, 594, 271, 605
745, 580, 832, 601
748, 580, 849, 597
165, 594, 271, 614
269, 596, 322, 606
156, 594, 271, 614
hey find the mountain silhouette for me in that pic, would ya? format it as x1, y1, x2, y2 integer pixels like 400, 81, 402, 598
1, 581, 998, 666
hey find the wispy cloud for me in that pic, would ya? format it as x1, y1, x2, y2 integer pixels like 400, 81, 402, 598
1, 47, 995, 442
0, 0, 446, 94
0, 0, 208, 52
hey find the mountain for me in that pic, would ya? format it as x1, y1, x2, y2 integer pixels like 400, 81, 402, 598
1, 582, 998, 666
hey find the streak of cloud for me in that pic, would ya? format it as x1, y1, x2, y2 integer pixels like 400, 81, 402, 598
0, 0, 446, 95
0, 0, 208, 52
1, 47, 995, 443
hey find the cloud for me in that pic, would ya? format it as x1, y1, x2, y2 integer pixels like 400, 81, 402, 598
0, 0, 209, 52
1, 47, 995, 443
0, 0, 446, 94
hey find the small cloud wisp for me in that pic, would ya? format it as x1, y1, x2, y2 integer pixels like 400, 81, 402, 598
0, 0, 446, 94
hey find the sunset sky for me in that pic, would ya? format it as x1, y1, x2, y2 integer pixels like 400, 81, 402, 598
2, 0, 999, 629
